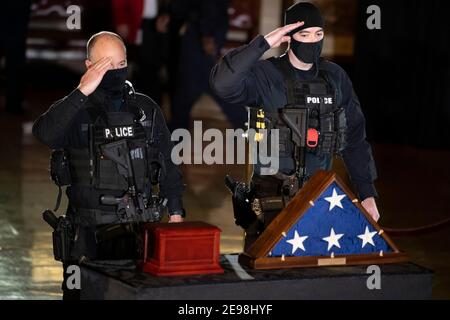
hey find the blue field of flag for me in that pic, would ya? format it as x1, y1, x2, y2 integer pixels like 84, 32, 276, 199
270, 182, 392, 257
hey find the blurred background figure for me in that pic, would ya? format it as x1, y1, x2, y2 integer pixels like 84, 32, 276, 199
111, 0, 171, 105
168, 0, 247, 131
0, 1, 32, 115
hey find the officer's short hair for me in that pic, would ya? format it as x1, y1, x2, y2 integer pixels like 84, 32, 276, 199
86, 31, 126, 60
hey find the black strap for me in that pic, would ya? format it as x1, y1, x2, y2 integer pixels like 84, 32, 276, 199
318, 69, 339, 105
269, 55, 297, 105
149, 108, 156, 144
53, 185, 63, 212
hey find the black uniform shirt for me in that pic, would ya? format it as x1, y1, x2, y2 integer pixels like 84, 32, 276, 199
210, 35, 378, 200
32, 88, 185, 213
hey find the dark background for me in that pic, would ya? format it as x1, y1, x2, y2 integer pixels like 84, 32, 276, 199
354, 0, 450, 149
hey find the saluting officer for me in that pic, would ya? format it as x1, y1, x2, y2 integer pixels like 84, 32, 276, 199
33, 31, 185, 299
211, 3, 380, 249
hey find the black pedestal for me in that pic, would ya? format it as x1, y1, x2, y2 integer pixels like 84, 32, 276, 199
80, 255, 433, 300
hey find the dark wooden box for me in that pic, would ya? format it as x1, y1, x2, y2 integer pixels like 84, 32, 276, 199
141, 222, 224, 276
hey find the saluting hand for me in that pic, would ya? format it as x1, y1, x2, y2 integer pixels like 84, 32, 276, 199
264, 21, 304, 49
77, 57, 112, 96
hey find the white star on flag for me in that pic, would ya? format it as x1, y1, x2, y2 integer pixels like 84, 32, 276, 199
324, 188, 346, 211
322, 228, 344, 251
358, 226, 378, 248
286, 230, 308, 254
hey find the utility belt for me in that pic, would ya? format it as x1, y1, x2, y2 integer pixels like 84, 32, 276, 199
42, 195, 165, 263
44, 144, 165, 262
74, 208, 123, 226
226, 172, 303, 230
252, 196, 284, 215
74, 195, 167, 227
251, 173, 303, 216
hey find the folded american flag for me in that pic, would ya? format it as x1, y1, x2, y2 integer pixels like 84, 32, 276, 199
270, 182, 391, 258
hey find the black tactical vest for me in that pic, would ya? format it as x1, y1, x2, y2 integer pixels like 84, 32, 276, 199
66, 97, 165, 225
69, 107, 157, 189
249, 56, 347, 165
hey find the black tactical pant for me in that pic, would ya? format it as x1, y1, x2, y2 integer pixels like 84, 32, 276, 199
244, 175, 285, 251
244, 209, 281, 251
61, 225, 138, 300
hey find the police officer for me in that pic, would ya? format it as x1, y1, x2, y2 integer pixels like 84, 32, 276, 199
33, 31, 185, 299
211, 3, 380, 249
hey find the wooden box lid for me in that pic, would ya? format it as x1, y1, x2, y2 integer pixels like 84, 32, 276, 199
141, 222, 224, 276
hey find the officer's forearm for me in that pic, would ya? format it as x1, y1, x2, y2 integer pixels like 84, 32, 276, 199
210, 35, 270, 95
32, 89, 87, 148
160, 160, 185, 213
152, 106, 186, 213
341, 142, 378, 200
354, 180, 378, 201
166, 197, 184, 214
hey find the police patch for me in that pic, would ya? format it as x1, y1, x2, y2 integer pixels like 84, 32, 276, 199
104, 126, 135, 139
306, 95, 334, 105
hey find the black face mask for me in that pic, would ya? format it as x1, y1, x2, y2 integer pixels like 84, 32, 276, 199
98, 67, 128, 97
290, 39, 323, 64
